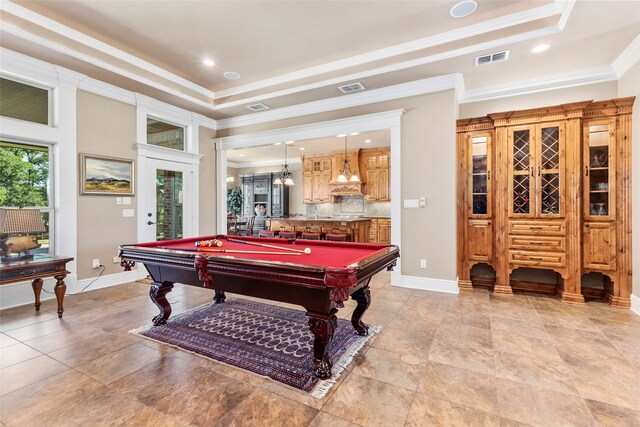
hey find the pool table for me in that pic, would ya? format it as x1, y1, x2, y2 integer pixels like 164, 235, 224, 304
119, 234, 399, 379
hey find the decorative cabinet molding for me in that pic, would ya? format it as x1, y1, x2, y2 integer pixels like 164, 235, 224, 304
369, 218, 391, 244
457, 97, 634, 308
361, 148, 390, 202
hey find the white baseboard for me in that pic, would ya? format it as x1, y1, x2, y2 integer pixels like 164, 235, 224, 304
72, 269, 140, 294
396, 275, 459, 294
631, 294, 640, 317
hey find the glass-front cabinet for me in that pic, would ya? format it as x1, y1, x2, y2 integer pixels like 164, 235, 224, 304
508, 123, 564, 218
584, 119, 615, 219
469, 134, 491, 216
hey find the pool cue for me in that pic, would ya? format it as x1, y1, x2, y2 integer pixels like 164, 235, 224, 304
157, 247, 301, 256
226, 237, 311, 255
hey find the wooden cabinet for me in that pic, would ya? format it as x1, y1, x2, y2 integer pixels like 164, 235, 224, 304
456, 97, 634, 307
303, 155, 333, 203
369, 218, 391, 244
241, 173, 289, 218
361, 148, 390, 201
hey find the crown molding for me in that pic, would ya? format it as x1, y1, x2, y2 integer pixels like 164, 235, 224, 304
0, 47, 63, 87
459, 66, 617, 104
217, 75, 454, 130
612, 34, 640, 79
78, 76, 137, 105
1, 0, 215, 99
216, 0, 571, 99
216, 109, 404, 152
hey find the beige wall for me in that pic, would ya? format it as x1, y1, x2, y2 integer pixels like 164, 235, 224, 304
76, 90, 137, 280
219, 90, 459, 282
459, 81, 618, 118
617, 62, 640, 300
199, 126, 217, 235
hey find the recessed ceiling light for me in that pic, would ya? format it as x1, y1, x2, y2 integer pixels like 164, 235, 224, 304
299, 147, 305, 151
224, 71, 241, 80
285, 141, 295, 144
337, 134, 347, 137
273, 142, 282, 146
450, 0, 478, 18
202, 59, 215, 66
531, 44, 550, 54
365, 139, 372, 143
349, 132, 360, 136
239, 154, 245, 157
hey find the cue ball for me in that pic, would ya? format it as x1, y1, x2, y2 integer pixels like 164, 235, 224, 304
304, 248, 312, 255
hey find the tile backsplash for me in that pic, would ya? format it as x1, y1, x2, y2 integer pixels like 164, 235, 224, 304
305, 196, 390, 218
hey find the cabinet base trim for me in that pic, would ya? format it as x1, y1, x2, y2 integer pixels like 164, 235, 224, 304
558, 290, 585, 305
603, 292, 631, 309
401, 276, 459, 294
631, 295, 640, 317
493, 284, 513, 295
458, 279, 473, 290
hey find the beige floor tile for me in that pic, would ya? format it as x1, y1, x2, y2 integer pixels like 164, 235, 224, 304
490, 315, 550, 340
536, 310, 599, 331
352, 346, 427, 391
494, 350, 579, 396
428, 339, 496, 376
2, 316, 80, 342
417, 362, 499, 416
23, 323, 105, 354
0, 342, 42, 368
585, 399, 640, 427
440, 310, 491, 329
0, 355, 70, 396
497, 378, 596, 426
309, 412, 361, 427
0, 333, 20, 349
323, 373, 413, 427
372, 287, 414, 304
434, 322, 493, 348
0, 310, 58, 333
46, 330, 140, 367
491, 329, 561, 361
75, 342, 168, 384
215, 388, 318, 427
359, 308, 397, 328
405, 393, 500, 427
118, 407, 187, 427
371, 327, 433, 359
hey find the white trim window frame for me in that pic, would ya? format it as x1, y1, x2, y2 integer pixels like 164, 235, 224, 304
0, 74, 55, 127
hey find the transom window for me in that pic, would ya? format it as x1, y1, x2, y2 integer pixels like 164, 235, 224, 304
0, 77, 50, 125
0, 141, 54, 255
147, 117, 185, 151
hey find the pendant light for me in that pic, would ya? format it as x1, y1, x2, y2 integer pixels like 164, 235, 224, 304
274, 143, 294, 186
336, 134, 360, 183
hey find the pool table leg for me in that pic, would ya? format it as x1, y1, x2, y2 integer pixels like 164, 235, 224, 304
351, 285, 371, 335
150, 281, 174, 325
307, 310, 338, 380
213, 289, 226, 304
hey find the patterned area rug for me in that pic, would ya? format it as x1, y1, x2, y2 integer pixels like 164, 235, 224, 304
131, 298, 380, 398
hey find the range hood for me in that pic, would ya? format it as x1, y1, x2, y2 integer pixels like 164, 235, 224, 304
328, 181, 365, 196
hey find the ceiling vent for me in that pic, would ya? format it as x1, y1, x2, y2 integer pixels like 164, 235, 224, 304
246, 103, 270, 112
338, 82, 365, 94
475, 50, 510, 66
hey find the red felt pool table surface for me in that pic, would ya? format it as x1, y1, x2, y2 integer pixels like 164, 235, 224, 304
133, 235, 390, 269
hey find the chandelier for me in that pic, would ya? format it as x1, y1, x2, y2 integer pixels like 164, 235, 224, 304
336, 134, 360, 183
274, 143, 294, 185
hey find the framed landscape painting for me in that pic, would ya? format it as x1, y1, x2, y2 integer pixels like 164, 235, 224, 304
80, 153, 134, 196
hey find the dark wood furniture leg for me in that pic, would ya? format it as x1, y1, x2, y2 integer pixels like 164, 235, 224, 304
53, 273, 67, 318
32, 278, 43, 312
307, 310, 338, 380
150, 281, 175, 325
351, 285, 371, 335
214, 289, 226, 304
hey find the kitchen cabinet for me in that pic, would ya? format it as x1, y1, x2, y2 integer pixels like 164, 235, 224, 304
361, 148, 390, 201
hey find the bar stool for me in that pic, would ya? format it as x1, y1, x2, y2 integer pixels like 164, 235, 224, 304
300, 232, 322, 240
325, 233, 349, 242
278, 231, 297, 239
258, 230, 276, 238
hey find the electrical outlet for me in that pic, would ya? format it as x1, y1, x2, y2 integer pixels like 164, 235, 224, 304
92, 259, 100, 269
420, 259, 427, 269
113, 256, 120, 264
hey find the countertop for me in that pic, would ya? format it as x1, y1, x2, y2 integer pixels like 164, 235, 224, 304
269, 216, 388, 223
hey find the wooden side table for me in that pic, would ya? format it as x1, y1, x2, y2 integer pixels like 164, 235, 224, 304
0, 255, 74, 318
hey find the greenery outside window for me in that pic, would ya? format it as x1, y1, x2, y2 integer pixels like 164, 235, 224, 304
147, 117, 185, 151
0, 77, 50, 125
0, 141, 53, 255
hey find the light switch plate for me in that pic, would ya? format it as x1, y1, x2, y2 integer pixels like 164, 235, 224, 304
404, 199, 419, 208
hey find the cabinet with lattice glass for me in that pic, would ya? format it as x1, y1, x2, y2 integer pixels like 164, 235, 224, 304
456, 97, 634, 308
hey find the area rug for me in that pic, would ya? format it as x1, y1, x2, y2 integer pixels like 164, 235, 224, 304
130, 298, 380, 398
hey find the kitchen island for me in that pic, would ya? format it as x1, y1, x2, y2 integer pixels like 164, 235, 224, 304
268, 217, 380, 243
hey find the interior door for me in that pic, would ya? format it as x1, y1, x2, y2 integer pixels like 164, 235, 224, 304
141, 158, 195, 243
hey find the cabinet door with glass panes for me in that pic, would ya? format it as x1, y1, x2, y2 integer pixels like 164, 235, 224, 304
468, 133, 492, 217
508, 122, 565, 218
583, 119, 616, 220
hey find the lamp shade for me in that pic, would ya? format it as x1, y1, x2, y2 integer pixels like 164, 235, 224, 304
0, 208, 46, 234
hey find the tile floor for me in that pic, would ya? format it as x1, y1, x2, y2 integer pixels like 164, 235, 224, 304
1, 272, 640, 426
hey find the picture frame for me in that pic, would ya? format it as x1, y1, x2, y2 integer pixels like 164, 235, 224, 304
79, 153, 135, 196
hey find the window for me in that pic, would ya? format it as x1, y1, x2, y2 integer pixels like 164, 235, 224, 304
147, 117, 185, 151
0, 77, 50, 125
0, 141, 53, 255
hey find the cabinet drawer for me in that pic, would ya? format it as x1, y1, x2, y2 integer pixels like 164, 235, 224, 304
509, 236, 565, 252
509, 220, 565, 236
509, 251, 566, 268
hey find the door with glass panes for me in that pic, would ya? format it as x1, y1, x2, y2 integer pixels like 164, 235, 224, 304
466, 132, 492, 263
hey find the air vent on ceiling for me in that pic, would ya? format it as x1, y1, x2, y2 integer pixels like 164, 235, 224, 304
475, 50, 510, 66
246, 103, 270, 112
338, 82, 365, 94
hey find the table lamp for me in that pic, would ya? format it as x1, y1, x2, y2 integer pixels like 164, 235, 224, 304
0, 208, 46, 262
